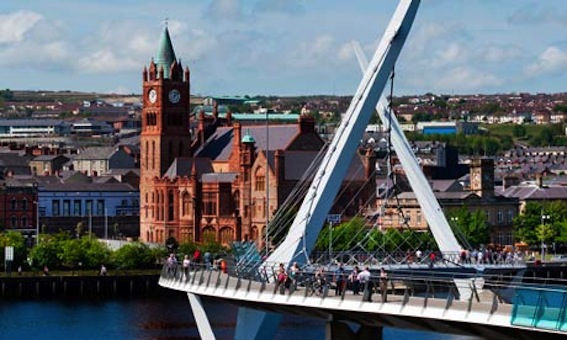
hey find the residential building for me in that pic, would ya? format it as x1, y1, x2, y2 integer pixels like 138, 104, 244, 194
72, 146, 136, 176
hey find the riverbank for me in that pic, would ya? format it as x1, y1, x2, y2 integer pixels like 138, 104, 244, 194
0, 270, 162, 299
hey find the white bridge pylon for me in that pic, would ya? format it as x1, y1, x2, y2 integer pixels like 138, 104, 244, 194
263, 0, 461, 268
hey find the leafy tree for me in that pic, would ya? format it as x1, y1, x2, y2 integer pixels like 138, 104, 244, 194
81, 237, 111, 268
536, 223, 555, 251
0, 231, 27, 266
512, 125, 527, 138
449, 208, 489, 248
111, 242, 154, 269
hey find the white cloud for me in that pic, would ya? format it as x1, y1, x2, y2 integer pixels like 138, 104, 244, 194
477, 45, 523, 63
526, 46, 567, 76
77, 49, 138, 74
287, 35, 336, 68
0, 11, 43, 44
254, 0, 304, 14
433, 66, 501, 91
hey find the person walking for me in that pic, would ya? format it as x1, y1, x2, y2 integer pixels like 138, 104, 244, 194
358, 266, 372, 302
349, 266, 360, 295
182, 255, 191, 281
379, 267, 388, 303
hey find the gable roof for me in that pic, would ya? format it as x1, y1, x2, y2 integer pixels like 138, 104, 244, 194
74, 147, 118, 160
195, 124, 300, 161
163, 157, 213, 179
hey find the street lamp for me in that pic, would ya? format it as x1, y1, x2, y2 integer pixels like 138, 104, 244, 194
541, 213, 550, 261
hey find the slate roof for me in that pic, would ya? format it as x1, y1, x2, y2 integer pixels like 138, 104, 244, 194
283, 151, 366, 181
196, 124, 299, 161
32, 154, 69, 162
498, 185, 567, 200
163, 157, 213, 179
201, 173, 238, 183
40, 182, 135, 192
74, 147, 117, 160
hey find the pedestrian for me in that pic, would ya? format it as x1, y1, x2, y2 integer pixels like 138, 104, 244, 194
204, 251, 212, 270
333, 263, 346, 296
100, 264, 107, 276
43, 265, 49, 276
17, 266, 22, 276
349, 266, 360, 295
276, 263, 287, 295
357, 266, 372, 302
379, 267, 388, 303
182, 255, 191, 281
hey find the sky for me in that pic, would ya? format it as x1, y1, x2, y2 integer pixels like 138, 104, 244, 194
3, 0, 567, 97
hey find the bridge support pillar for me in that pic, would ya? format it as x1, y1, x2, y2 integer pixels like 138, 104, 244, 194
235, 307, 282, 340
325, 321, 382, 340
187, 293, 216, 339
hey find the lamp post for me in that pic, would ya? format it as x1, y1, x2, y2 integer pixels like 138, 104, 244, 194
35, 200, 40, 246
541, 212, 550, 261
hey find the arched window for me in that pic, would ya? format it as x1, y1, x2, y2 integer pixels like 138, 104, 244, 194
233, 190, 240, 213
255, 168, 265, 192
21, 215, 27, 228
168, 190, 174, 221
145, 141, 149, 170
202, 226, 216, 243
250, 226, 259, 244
151, 141, 155, 169
182, 192, 192, 216
10, 198, 17, 211
11, 215, 17, 228
219, 227, 233, 245
22, 198, 28, 211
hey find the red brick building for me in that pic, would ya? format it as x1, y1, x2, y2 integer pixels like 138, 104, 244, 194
139, 27, 376, 246
0, 179, 37, 233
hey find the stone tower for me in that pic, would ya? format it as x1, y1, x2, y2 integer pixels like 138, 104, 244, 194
140, 26, 191, 242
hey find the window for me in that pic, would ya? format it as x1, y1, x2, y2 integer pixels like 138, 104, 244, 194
507, 210, 514, 223
63, 200, 71, 216
52, 200, 60, 216
21, 215, 27, 228
74, 200, 82, 216
182, 192, 192, 216
97, 200, 105, 216
22, 198, 28, 211
497, 210, 503, 224
255, 168, 265, 192
167, 190, 174, 221
219, 227, 233, 245
86, 200, 93, 215
11, 215, 17, 228
202, 226, 216, 243
203, 192, 217, 216
10, 198, 17, 211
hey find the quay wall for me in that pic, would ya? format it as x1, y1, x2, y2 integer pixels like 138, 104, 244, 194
0, 274, 162, 299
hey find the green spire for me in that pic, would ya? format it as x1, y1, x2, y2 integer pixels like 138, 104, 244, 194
242, 129, 255, 144
155, 25, 177, 79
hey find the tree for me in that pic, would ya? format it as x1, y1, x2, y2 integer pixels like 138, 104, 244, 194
0, 231, 28, 267
536, 223, 555, 253
449, 208, 489, 248
512, 125, 527, 138
111, 242, 154, 269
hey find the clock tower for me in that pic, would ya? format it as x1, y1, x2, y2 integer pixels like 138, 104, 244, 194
140, 25, 191, 242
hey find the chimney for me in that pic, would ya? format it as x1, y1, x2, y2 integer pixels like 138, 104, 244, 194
503, 175, 519, 189
198, 110, 206, 144
298, 115, 315, 134
535, 172, 543, 188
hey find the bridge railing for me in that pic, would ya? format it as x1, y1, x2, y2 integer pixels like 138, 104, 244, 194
310, 250, 526, 268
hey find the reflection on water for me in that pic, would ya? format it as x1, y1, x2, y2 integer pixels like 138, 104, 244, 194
0, 289, 480, 339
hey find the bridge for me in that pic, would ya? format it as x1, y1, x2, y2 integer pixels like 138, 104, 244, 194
159, 262, 567, 339
158, 0, 567, 338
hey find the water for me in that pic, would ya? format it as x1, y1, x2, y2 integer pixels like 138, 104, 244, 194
0, 289, 479, 339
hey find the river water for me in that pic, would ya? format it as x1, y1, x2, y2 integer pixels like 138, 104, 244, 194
0, 289, 480, 339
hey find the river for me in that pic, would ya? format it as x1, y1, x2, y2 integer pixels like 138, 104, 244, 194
0, 289, 480, 339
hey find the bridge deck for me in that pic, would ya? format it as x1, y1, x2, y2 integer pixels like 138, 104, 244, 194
159, 264, 567, 338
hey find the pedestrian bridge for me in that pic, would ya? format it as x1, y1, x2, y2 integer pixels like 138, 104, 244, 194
159, 263, 567, 339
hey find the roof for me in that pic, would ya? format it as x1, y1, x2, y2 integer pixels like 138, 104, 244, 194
498, 184, 567, 201
201, 173, 238, 183
196, 124, 299, 161
0, 119, 66, 127
40, 182, 136, 192
283, 151, 366, 181
163, 157, 213, 179
74, 147, 118, 160
155, 26, 176, 79
32, 154, 69, 162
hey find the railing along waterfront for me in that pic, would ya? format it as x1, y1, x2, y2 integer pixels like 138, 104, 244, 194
160, 261, 567, 333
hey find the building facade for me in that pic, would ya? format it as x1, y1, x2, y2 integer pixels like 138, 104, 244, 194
139, 27, 376, 246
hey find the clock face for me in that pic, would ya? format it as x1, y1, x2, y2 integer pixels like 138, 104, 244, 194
168, 89, 181, 104
148, 89, 157, 103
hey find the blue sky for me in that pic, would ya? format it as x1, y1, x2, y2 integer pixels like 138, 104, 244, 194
2, 0, 567, 96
